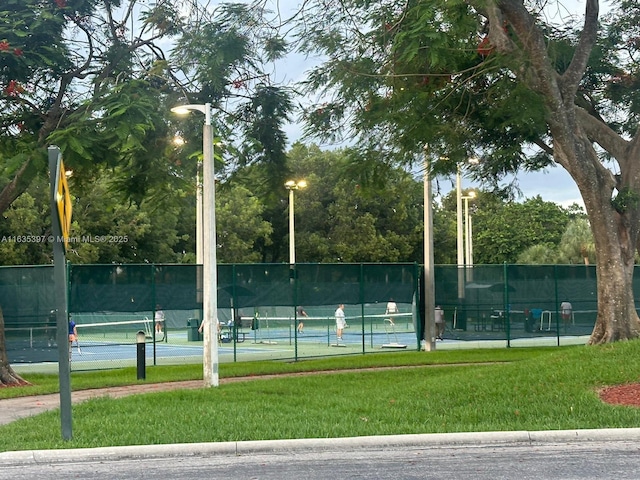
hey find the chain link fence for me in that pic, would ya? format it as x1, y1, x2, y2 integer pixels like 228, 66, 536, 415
0, 263, 608, 371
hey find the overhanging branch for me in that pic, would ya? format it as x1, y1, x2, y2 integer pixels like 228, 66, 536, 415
576, 107, 629, 162
561, 0, 599, 98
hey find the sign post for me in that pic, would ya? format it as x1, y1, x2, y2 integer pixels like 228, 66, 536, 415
49, 145, 72, 441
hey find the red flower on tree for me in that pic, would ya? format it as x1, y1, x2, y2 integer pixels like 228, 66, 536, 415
13, 48, 23, 56
0, 40, 10, 51
5, 80, 25, 97
55, 0, 67, 7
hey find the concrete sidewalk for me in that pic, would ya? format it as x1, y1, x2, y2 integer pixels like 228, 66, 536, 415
3, 428, 640, 466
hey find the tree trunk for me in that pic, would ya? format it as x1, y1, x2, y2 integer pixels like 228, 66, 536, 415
0, 306, 30, 387
583, 190, 640, 344
554, 133, 640, 344
499, 0, 640, 344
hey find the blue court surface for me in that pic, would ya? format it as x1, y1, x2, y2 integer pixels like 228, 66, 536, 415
69, 339, 274, 363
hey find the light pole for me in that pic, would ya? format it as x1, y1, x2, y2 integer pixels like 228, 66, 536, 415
423, 146, 435, 351
462, 191, 476, 280
456, 165, 464, 300
284, 180, 307, 265
171, 103, 218, 387
455, 157, 479, 330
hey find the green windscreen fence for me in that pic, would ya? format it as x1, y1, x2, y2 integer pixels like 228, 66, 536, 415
2, 263, 420, 370
433, 264, 599, 345
0, 262, 620, 370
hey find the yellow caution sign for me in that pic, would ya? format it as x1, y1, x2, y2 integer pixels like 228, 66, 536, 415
55, 159, 72, 250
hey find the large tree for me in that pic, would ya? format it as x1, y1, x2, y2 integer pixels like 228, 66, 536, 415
0, 0, 293, 384
0, 0, 194, 385
293, 0, 640, 344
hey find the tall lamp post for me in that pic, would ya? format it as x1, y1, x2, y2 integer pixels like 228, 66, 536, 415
456, 165, 464, 302
423, 146, 435, 351
455, 157, 479, 330
462, 191, 476, 281
171, 103, 218, 387
284, 180, 307, 265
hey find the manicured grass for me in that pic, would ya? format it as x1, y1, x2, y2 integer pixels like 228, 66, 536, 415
2, 343, 640, 451
0, 348, 544, 399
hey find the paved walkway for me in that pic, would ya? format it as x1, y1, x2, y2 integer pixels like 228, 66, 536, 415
0, 369, 367, 425
0, 380, 205, 426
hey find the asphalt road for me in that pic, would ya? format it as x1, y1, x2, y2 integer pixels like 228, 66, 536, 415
1, 441, 639, 480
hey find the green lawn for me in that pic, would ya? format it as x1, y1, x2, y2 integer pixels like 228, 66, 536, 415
2, 343, 640, 452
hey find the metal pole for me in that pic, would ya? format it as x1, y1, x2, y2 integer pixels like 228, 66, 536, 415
423, 146, 435, 351
456, 165, 465, 329
202, 103, 219, 387
289, 188, 295, 265
136, 331, 146, 380
464, 196, 470, 271
49, 146, 72, 441
468, 210, 474, 282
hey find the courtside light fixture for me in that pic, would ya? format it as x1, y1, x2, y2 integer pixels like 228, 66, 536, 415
171, 104, 211, 125
285, 180, 307, 190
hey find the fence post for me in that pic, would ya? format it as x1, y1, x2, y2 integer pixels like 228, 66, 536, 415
504, 262, 511, 348
360, 263, 365, 354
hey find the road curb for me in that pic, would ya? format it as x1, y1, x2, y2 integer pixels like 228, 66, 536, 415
3, 428, 640, 465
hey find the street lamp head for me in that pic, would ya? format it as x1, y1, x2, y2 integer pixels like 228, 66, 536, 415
285, 179, 307, 190
171, 103, 212, 125
462, 191, 476, 200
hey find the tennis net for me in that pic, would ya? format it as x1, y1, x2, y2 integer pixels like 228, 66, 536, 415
75, 318, 154, 345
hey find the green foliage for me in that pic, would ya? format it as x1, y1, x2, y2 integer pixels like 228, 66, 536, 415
0, 0, 70, 84
557, 218, 596, 265
296, 0, 554, 175
472, 195, 570, 264
611, 187, 640, 214
216, 184, 273, 263
0, 179, 51, 265
66, 171, 184, 264
517, 243, 561, 265
286, 143, 423, 263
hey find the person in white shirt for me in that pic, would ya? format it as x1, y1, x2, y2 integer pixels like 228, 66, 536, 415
335, 304, 346, 340
154, 305, 165, 333
560, 301, 573, 324
385, 299, 399, 325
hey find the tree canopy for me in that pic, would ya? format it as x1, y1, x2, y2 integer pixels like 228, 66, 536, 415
291, 0, 640, 344
0, 0, 295, 385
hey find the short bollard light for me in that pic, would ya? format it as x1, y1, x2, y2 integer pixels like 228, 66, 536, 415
136, 330, 146, 380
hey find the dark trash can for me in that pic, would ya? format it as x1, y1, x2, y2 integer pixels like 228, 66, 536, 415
187, 318, 202, 341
